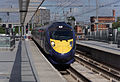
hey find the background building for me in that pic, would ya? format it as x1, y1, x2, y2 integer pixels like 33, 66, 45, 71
34, 7, 50, 27
90, 10, 115, 31
74, 25, 85, 39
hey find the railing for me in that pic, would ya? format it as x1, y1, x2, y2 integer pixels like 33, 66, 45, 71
0, 35, 15, 50
85, 29, 119, 44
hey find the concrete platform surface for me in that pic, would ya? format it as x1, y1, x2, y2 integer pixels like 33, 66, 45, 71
0, 39, 66, 82
76, 40, 120, 55
28, 40, 67, 82
0, 41, 19, 82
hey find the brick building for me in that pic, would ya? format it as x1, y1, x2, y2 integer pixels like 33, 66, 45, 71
74, 25, 84, 39
90, 10, 115, 31
74, 25, 83, 34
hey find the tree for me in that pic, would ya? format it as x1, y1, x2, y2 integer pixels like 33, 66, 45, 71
112, 22, 120, 29
117, 17, 120, 22
67, 16, 76, 21
15, 26, 19, 34
67, 22, 71, 26
67, 16, 76, 27
0, 18, 2, 23
0, 26, 5, 34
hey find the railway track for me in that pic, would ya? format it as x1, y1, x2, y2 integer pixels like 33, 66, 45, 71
67, 66, 91, 82
59, 66, 91, 82
33, 39, 120, 82
60, 62, 109, 82
60, 50, 120, 82
75, 50, 120, 82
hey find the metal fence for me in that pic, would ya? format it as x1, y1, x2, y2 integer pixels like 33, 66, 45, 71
0, 35, 15, 50
86, 29, 119, 44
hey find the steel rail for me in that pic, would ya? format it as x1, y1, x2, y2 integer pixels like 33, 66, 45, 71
76, 50, 120, 82
66, 66, 91, 82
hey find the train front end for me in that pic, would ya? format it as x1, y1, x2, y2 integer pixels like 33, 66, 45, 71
48, 22, 76, 64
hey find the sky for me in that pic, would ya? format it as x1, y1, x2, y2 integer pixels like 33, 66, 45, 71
0, 0, 120, 23
0, 0, 19, 8
41, 0, 120, 23
0, 0, 19, 23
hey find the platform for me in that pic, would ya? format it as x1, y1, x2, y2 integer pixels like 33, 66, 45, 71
28, 40, 66, 82
76, 40, 120, 69
0, 39, 66, 82
76, 40, 120, 55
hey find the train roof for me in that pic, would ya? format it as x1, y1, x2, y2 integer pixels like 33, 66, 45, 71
32, 22, 72, 31
33, 24, 49, 30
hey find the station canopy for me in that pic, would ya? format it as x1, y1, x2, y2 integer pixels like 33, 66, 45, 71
0, 0, 87, 26
0, 0, 84, 26
0, 0, 45, 26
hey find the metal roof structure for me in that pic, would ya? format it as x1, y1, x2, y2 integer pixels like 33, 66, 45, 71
19, 0, 45, 25
0, 0, 120, 26
0, 0, 45, 26
0, 0, 87, 26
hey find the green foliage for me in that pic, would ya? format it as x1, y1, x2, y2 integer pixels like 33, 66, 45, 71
112, 22, 120, 29
15, 26, 19, 34
0, 18, 2, 22
67, 22, 71, 26
117, 17, 120, 22
0, 26, 5, 34
30, 24, 32, 31
67, 16, 76, 21
44, 22, 49, 25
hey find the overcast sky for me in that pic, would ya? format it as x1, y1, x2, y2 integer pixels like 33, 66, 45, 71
0, 0, 19, 8
0, 0, 120, 23
42, 0, 120, 22
0, 0, 19, 23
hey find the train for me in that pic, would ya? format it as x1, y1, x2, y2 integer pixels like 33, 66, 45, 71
31, 22, 76, 65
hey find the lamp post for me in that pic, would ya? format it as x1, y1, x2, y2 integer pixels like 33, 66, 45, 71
96, 0, 98, 31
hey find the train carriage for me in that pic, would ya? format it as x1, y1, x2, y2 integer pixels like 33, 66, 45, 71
32, 22, 76, 65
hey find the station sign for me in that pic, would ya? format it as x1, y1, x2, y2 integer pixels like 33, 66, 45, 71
118, 27, 120, 32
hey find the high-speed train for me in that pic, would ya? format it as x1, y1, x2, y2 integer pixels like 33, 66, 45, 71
32, 22, 76, 65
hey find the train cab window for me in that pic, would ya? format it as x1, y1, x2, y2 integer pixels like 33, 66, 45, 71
50, 30, 73, 40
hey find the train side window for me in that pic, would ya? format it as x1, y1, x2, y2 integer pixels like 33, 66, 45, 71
42, 32, 43, 39
39, 31, 41, 39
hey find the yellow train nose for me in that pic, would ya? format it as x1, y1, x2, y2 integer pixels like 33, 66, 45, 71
50, 39, 73, 53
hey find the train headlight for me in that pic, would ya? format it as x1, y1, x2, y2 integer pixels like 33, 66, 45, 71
51, 41, 55, 47
70, 41, 73, 47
